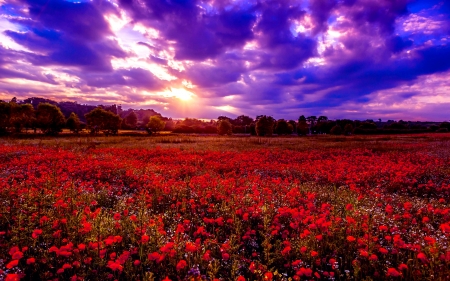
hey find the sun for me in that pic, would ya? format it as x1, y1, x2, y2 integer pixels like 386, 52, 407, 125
169, 88, 195, 101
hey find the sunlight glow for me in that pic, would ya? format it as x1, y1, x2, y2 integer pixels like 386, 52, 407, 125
104, 10, 129, 32
168, 88, 195, 101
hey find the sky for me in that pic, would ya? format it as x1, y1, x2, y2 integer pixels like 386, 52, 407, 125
0, 0, 449, 121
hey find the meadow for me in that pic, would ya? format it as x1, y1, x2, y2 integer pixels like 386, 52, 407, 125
1, 134, 449, 281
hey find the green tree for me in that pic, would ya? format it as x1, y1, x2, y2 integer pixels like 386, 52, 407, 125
297, 115, 309, 136
147, 115, 166, 134
124, 111, 138, 128
330, 125, 342, 135
256, 115, 274, 136
85, 107, 122, 135
66, 112, 81, 133
10, 103, 35, 133
0, 101, 11, 134
217, 119, 232, 135
36, 103, 66, 135
344, 124, 354, 135
275, 119, 293, 135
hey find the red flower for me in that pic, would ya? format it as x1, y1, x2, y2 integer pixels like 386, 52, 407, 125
5, 274, 21, 281
11, 251, 23, 260
26, 257, 36, 264
222, 252, 230, 260
203, 250, 212, 261
32, 229, 43, 239
176, 260, 187, 271
379, 247, 388, 254
185, 242, 198, 252
417, 252, 428, 263
9, 246, 19, 256
347, 236, 356, 242
386, 268, 401, 277
141, 234, 149, 243
264, 272, 273, 280
236, 276, 246, 281
6, 260, 19, 269
398, 263, 408, 270
107, 260, 123, 272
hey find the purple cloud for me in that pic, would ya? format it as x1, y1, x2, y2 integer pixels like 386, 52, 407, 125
4, 0, 127, 71
0, 0, 449, 120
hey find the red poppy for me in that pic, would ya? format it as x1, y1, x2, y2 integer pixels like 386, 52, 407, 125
176, 260, 187, 271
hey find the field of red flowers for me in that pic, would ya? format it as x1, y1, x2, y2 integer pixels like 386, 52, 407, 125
1, 138, 449, 280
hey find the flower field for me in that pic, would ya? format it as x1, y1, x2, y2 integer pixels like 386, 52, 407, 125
1, 137, 450, 280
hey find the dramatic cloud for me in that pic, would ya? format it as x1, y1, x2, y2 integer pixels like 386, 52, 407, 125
0, 0, 449, 120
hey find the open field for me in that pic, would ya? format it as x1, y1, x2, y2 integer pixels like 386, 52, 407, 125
1, 134, 450, 280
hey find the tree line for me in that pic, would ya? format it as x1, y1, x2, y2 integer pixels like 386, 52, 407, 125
0, 99, 167, 136
1, 98, 449, 136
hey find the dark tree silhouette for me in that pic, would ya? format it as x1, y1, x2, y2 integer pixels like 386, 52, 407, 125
36, 103, 66, 135
66, 112, 81, 134
147, 115, 166, 134
256, 116, 275, 136
275, 119, 293, 135
217, 119, 232, 135
85, 107, 122, 135
124, 111, 138, 129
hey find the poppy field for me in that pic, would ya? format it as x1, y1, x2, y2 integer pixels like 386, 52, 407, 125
1, 135, 450, 280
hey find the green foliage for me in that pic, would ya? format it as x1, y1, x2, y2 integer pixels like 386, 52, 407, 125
124, 111, 138, 128
147, 115, 166, 133
275, 119, 293, 135
344, 124, 354, 135
66, 112, 81, 133
173, 118, 217, 134
85, 107, 122, 135
256, 116, 275, 136
0, 101, 11, 134
330, 125, 342, 135
440, 122, 450, 130
36, 103, 66, 135
217, 119, 232, 135
10, 103, 35, 133
297, 115, 309, 136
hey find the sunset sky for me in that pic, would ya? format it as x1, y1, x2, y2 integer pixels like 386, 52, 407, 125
0, 0, 449, 120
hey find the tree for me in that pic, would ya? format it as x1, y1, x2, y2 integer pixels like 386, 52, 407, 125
344, 124, 354, 135
256, 115, 274, 136
124, 111, 138, 129
318, 116, 328, 122
9, 103, 35, 133
439, 122, 450, 130
217, 119, 232, 135
234, 115, 254, 126
275, 119, 293, 135
85, 107, 122, 135
147, 115, 166, 134
36, 103, 66, 135
66, 112, 81, 133
0, 101, 11, 134
306, 116, 317, 133
297, 115, 309, 136
330, 125, 342, 135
